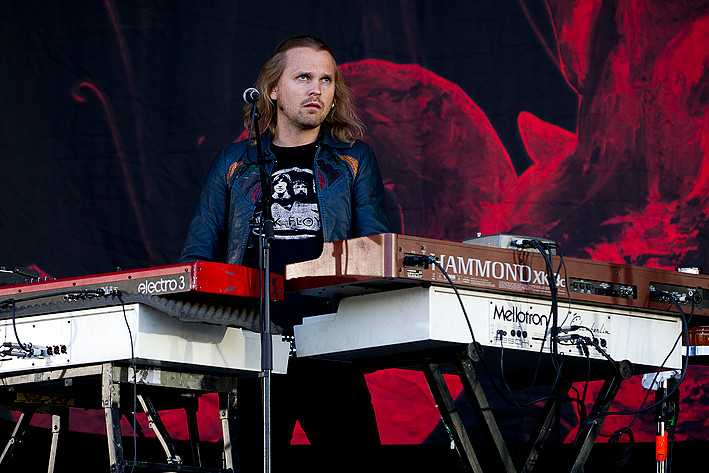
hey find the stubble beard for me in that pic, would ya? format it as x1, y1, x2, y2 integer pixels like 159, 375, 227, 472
278, 101, 328, 131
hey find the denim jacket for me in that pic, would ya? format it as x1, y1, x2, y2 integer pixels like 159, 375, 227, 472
179, 131, 391, 265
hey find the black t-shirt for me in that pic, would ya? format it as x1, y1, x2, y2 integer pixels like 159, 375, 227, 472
242, 142, 324, 277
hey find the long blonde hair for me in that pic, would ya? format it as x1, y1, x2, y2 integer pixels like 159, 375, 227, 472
243, 35, 365, 144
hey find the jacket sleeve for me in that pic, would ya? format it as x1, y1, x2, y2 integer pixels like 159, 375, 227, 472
179, 149, 229, 262
352, 143, 392, 237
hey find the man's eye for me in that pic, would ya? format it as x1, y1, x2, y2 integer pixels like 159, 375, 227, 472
298, 75, 308, 80
322, 77, 332, 83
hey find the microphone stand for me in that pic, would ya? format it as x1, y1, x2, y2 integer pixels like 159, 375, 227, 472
248, 102, 274, 473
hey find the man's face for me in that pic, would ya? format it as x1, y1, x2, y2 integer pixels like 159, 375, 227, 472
270, 47, 336, 138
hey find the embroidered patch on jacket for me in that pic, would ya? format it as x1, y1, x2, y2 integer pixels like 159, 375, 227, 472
337, 154, 359, 178
226, 161, 244, 183
317, 169, 327, 191
316, 155, 357, 190
228, 162, 261, 203
315, 160, 344, 190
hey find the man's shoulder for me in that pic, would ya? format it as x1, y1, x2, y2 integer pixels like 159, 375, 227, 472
347, 139, 372, 151
202, 138, 261, 184
322, 134, 373, 156
221, 139, 250, 161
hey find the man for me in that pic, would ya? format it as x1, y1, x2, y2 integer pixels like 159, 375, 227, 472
180, 35, 390, 471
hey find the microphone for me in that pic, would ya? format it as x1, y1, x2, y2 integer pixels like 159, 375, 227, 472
243, 87, 260, 104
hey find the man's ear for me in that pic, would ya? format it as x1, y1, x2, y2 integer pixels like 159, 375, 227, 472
270, 86, 278, 101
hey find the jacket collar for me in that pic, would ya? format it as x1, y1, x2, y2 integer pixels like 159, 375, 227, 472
320, 130, 354, 150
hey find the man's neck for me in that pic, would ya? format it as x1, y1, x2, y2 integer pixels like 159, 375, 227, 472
272, 125, 321, 147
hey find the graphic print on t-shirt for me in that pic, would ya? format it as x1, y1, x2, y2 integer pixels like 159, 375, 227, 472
253, 166, 321, 240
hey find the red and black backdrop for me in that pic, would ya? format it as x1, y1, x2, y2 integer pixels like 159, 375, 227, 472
2, 0, 708, 453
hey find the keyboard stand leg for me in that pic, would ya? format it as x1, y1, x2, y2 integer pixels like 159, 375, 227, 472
126, 408, 147, 438
454, 353, 517, 473
421, 361, 485, 473
219, 391, 237, 472
519, 381, 567, 473
569, 363, 630, 473
102, 363, 125, 473
0, 405, 38, 465
185, 397, 202, 467
48, 409, 68, 473
137, 394, 183, 466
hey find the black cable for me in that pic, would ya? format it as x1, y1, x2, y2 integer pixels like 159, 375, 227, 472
429, 257, 532, 409
555, 334, 593, 422
547, 247, 596, 422
117, 292, 138, 473
2, 288, 114, 305
520, 240, 576, 404
491, 240, 562, 408
1, 289, 119, 361
497, 324, 567, 409
10, 299, 28, 353
516, 241, 575, 421
606, 428, 635, 468
527, 240, 559, 362
557, 326, 596, 418
429, 257, 476, 344
525, 240, 632, 453
579, 347, 591, 420
435, 239, 689, 468
3, 287, 137, 468
432, 240, 583, 417
501, 311, 566, 447
538, 256, 690, 442
584, 293, 690, 426
577, 336, 622, 379
430, 255, 566, 410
